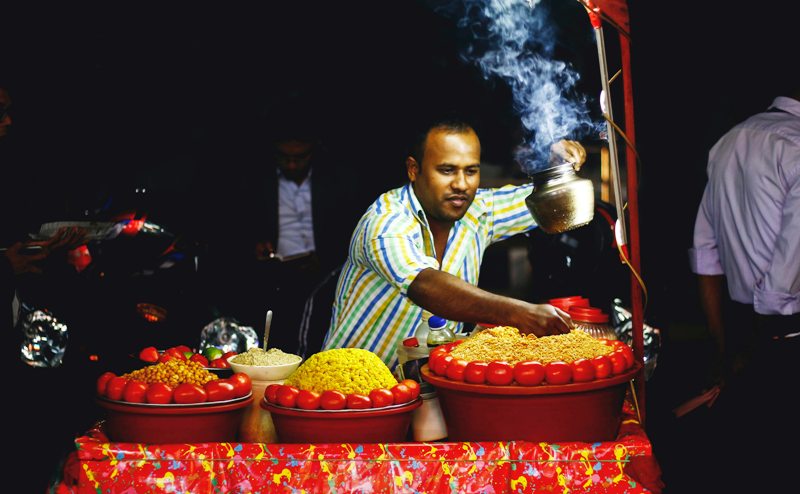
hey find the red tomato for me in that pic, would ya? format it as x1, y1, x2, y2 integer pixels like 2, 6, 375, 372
429, 346, 449, 360
609, 339, 626, 349
204, 380, 236, 402
138, 346, 159, 363
146, 383, 173, 404
165, 347, 187, 361
445, 358, 468, 381
296, 390, 322, 410
399, 379, 421, 400
369, 388, 395, 408
174, 383, 208, 404
391, 383, 413, 404
609, 352, 627, 375
513, 361, 545, 386
228, 372, 252, 397
432, 355, 454, 376
463, 361, 488, 384
346, 393, 372, 409
105, 376, 129, 400
276, 385, 300, 408
190, 354, 210, 367
591, 355, 613, 379
122, 380, 148, 403
158, 353, 174, 363
570, 359, 596, 382
173, 345, 192, 354
210, 358, 230, 369
320, 390, 347, 410
265, 384, 281, 404
221, 351, 237, 361
616, 345, 635, 368
96, 372, 116, 396
486, 361, 514, 386
544, 361, 572, 385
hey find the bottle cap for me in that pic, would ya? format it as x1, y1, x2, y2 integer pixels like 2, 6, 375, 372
428, 316, 447, 330
403, 337, 420, 347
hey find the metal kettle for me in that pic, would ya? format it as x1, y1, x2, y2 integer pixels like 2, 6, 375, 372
525, 163, 594, 234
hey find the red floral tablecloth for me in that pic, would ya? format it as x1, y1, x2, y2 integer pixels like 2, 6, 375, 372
55, 402, 662, 493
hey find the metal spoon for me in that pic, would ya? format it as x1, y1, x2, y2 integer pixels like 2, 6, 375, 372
263, 310, 273, 350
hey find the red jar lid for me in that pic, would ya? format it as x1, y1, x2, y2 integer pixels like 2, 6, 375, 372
548, 296, 589, 312
569, 306, 609, 323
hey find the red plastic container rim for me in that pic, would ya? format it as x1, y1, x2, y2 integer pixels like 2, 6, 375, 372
549, 296, 590, 312
421, 362, 640, 396
96, 393, 253, 415
262, 397, 422, 418
569, 306, 609, 323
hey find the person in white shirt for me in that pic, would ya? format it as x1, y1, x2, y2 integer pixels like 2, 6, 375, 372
689, 86, 800, 489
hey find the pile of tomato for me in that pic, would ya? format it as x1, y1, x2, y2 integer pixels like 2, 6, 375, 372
427, 339, 635, 386
138, 344, 236, 369
264, 379, 421, 411
97, 371, 252, 404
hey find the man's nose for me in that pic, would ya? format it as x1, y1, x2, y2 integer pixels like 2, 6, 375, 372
451, 171, 468, 191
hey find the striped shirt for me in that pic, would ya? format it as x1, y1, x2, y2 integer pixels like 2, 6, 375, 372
323, 182, 536, 369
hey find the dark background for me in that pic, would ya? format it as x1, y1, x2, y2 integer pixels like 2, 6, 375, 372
4, 0, 796, 332
2, 0, 798, 490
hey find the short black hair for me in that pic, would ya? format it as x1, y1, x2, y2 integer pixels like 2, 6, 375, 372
409, 116, 476, 165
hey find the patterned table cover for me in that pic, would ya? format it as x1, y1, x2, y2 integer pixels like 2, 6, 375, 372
54, 402, 663, 493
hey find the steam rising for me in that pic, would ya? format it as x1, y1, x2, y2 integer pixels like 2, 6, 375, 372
448, 0, 600, 172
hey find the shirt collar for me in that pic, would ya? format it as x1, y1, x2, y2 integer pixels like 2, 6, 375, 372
402, 182, 487, 233
768, 96, 800, 118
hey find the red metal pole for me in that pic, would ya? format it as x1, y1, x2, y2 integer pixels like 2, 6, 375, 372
619, 33, 645, 424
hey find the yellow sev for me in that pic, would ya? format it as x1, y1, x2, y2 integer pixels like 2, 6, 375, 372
283, 348, 398, 395
449, 327, 614, 364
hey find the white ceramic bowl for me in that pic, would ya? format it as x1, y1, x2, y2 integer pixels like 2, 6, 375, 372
227, 354, 301, 381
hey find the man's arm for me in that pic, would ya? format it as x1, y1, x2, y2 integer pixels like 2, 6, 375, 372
697, 274, 725, 359
407, 268, 571, 336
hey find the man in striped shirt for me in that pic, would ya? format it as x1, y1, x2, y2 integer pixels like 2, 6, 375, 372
323, 119, 585, 369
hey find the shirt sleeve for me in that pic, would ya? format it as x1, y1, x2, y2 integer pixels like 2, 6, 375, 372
361, 212, 439, 296
689, 186, 725, 276
754, 169, 800, 315
487, 183, 537, 243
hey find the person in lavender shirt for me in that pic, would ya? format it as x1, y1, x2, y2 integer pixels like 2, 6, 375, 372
689, 85, 800, 489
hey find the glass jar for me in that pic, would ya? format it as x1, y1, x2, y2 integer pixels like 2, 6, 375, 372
569, 306, 617, 340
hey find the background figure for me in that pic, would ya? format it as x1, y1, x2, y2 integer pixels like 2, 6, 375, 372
206, 99, 365, 357
688, 86, 800, 490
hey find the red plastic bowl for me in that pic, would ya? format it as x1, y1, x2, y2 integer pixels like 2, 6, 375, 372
422, 362, 640, 443
97, 394, 252, 443
262, 398, 421, 443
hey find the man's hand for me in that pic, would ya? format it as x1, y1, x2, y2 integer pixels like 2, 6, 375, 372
4, 226, 88, 275
510, 301, 573, 337
408, 269, 573, 335
4, 242, 49, 275
550, 140, 587, 171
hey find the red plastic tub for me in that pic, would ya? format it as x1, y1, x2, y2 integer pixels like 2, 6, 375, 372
97, 394, 252, 443
262, 398, 421, 443
422, 363, 640, 443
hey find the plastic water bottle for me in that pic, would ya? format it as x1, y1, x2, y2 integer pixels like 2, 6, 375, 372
413, 312, 432, 350
426, 315, 454, 348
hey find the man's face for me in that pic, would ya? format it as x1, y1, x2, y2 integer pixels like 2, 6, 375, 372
275, 139, 314, 183
407, 127, 481, 225
0, 88, 12, 138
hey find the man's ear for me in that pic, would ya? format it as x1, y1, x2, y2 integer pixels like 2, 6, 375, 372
406, 157, 419, 182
